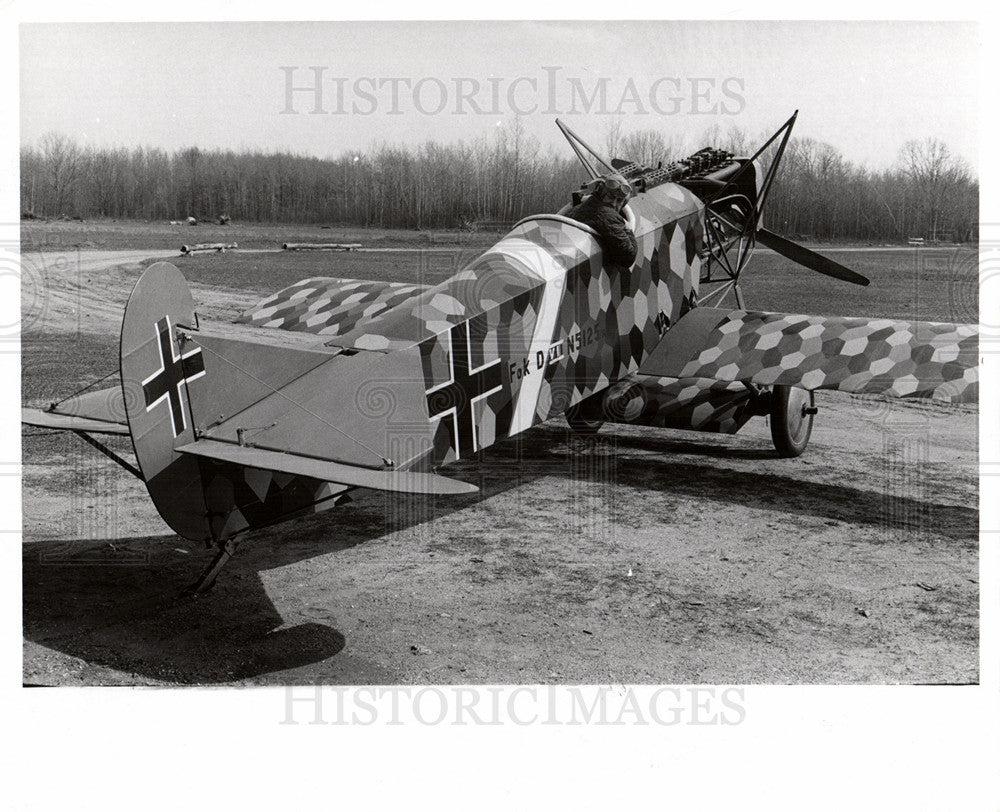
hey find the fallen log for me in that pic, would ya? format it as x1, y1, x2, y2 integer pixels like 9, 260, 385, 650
282, 242, 363, 251
181, 242, 238, 254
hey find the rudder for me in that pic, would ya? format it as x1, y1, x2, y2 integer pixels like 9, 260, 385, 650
120, 262, 213, 540
120, 262, 352, 542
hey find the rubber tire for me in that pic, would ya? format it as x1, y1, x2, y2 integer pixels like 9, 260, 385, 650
769, 385, 814, 458
565, 402, 604, 435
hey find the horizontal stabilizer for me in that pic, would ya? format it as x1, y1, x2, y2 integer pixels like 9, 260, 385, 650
22, 407, 130, 435
176, 439, 479, 496
639, 307, 977, 402
22, 385, 131, 435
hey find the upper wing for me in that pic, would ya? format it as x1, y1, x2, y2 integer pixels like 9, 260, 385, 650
638, 307, 978, 403
237, 276, 429, 336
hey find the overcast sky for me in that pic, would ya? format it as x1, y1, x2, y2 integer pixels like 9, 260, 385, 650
20, 20, 977, 170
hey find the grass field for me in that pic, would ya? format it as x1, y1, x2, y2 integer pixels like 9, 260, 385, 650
21, 218, 978, 321
20, 218, 498, 252
173, 243, 977, 324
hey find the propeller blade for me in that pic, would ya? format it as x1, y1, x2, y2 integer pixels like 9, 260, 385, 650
757, 228, 870, 287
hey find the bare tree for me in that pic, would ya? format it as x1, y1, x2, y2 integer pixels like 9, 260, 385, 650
17, 131, 978, 242
20, 146, 39, 214
899, 137, 965, 241
39, 132, 83, 215
604, 118, 624, 160
619, 129, 668, 166
722, 125, 751, 156
87, 146, 123, 217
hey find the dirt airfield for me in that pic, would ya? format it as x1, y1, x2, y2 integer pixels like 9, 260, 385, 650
21, 223, 978, 685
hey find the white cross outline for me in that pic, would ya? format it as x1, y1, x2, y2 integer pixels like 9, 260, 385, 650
140, 314, 206, 435
425, 320, 502, 458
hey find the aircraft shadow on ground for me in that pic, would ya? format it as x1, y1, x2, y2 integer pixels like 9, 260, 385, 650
22, 423, 977, 685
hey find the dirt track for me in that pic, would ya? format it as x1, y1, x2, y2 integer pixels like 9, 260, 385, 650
21, 249, 978, 685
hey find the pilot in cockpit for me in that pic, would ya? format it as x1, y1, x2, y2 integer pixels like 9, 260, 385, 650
565, 173, 638, 270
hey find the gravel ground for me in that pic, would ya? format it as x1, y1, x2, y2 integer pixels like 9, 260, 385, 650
21, 242, 978, 686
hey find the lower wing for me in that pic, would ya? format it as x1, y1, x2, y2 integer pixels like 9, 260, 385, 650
638, 307, 977, 403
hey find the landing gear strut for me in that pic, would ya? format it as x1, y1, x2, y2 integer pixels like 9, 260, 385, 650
769, 385, 816, 457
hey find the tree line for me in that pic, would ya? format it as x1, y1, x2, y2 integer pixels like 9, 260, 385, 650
20, 121, 977, 242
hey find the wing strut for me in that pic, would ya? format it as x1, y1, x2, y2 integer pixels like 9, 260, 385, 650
704, 110, 798, 213
72, 431, 143, 479
556, 118, 616, 180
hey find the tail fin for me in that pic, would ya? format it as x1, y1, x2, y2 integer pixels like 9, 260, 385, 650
119, 262, 213, 539
119, 263, 352, 541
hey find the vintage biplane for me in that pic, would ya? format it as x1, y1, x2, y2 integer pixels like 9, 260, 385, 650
23, 113, 978, 592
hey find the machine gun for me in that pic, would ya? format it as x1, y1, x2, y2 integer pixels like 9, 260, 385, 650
610, 148, 740, 195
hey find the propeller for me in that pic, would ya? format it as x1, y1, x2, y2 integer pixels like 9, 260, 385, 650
756, 228, 870, 287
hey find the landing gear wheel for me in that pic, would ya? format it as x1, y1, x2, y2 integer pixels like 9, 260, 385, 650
769, 385, 815, 458
565, 402, 604, 435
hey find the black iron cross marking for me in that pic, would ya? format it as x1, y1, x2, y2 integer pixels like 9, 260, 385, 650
142, 316, 205, 437
425, 321, 501, 459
